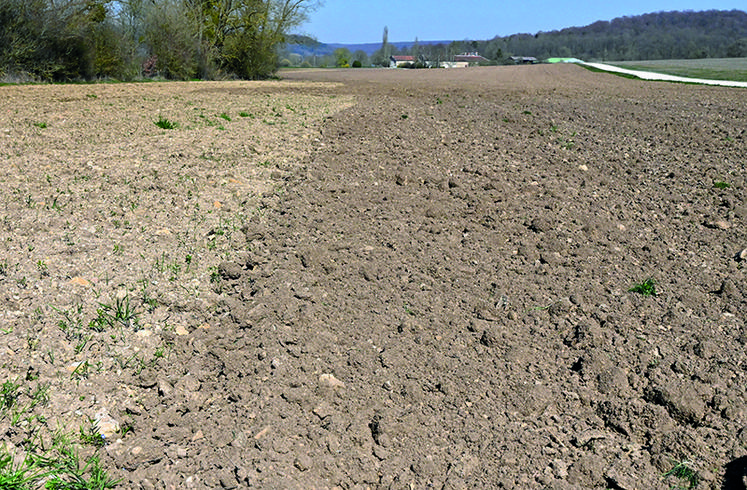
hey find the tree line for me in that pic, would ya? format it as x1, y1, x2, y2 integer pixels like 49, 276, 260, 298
482, 9, 747, 62
284, 9, 747, 68
282, 37, 493, 68
0, 0, 319, 81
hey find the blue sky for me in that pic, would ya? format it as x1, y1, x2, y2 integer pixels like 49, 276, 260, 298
301, 1, 746, 44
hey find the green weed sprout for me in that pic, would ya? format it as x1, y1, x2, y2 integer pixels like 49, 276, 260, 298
663, 460, 699, 489
629, 278, 657, 296
154, 116, 178, 129
713, 181, 730, 189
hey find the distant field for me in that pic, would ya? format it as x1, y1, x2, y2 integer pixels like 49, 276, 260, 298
609, 58, 747, 82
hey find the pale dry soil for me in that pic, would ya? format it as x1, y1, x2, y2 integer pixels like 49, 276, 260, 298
2, 65, 747, 489
0, 79, 353, 484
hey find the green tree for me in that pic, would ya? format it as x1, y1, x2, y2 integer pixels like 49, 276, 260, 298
727, 38, 747, 57
219, 0, 320, 79
143, 0, 201, 79
334, 47, 351, 67
90, 18, 128, 78
352, 49, 368, 66
411, 36, 420, 61
371, 25, 390, 66
0, 0, 109, 80
382, 25, 389, 58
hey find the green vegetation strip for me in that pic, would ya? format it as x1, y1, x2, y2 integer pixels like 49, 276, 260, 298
609, 58, 747, 82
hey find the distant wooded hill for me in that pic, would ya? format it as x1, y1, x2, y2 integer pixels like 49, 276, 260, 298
290, 9, 747, 62
487, 9, 747, 61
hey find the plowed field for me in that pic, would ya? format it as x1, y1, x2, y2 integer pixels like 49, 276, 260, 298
1, 64, 746, 489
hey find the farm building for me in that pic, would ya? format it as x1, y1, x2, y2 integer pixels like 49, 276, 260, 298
390, 55, 415, 67
440, 61, 469, 68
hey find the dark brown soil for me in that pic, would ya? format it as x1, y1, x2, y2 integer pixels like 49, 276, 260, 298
3, 65, 747, 489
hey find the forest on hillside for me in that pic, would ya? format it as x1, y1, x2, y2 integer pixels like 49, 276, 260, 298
485, 9, 747, 61
287, 10, 747, 68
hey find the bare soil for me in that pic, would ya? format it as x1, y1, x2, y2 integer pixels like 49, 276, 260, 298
1, 64, 747, 489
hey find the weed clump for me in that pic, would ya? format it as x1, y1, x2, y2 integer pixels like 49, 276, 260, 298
629, 277, 657, 296
154, 116, 178, 129
663, 460, 699, 489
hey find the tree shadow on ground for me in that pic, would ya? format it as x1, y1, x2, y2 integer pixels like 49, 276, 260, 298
724, 456, 747, 490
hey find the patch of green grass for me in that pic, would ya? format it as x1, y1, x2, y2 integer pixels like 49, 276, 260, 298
610, 57, 747, 83
138, 280, 160, 313
91, 295, 139, 331
713, 181, 730, 189
0, 379, 22, 411
42, 431, 119, 489
629, 277, 657, 296
219, 112, 231, 121
154, 116, 178, 129
0, 449, 46, 489
53, 304, 86, 340
0, 381, 118, 489
579, 63, 641, 80
33, 122, 47, 129
663, 460, 699, 489
79, 420, 105, 448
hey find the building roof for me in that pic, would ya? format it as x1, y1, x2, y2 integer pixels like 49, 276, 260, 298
390, 55, 415, 62
454, 52, 489, 62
